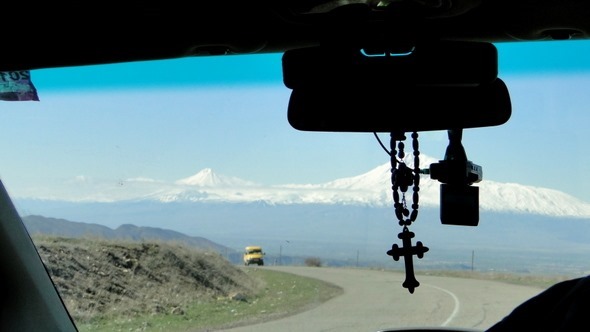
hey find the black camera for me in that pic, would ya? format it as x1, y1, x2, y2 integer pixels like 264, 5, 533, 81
428, 130, 481, 226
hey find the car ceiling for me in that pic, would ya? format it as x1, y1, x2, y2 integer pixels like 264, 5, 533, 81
2, 0, 589, 71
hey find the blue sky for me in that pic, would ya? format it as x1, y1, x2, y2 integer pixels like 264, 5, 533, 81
2, 40, 590, 201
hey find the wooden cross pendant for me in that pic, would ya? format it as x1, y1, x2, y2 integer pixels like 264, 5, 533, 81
386, 226, 429, 294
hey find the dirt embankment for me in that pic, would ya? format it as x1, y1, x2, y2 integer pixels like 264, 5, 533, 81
33, 236, 261, 323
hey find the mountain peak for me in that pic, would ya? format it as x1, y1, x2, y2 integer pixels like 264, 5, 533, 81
175, 168, 257, 187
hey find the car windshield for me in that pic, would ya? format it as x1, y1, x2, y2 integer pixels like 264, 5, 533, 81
2, 39, 590, 332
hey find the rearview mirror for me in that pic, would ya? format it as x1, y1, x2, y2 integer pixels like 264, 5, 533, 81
283, 42, 512, 133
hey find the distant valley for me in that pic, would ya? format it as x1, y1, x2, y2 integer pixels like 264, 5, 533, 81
19, 202, 590, 276
13, 161, 590, 276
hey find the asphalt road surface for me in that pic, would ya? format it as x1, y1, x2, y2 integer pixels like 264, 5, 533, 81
221, 266, 544, 332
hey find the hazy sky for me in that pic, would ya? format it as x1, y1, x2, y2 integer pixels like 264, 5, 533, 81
2, 40, 590, 201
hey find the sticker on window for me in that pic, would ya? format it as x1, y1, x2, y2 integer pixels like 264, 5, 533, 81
0, 71, 39, 101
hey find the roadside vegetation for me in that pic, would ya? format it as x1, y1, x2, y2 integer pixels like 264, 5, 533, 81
304, 257, 322, 267
32, 236, 343, 332
419, 269, 571, 289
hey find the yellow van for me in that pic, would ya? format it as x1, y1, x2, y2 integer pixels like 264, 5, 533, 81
243, 246, 265, 266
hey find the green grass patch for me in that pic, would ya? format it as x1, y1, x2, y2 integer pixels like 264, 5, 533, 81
75, 268, 343, 332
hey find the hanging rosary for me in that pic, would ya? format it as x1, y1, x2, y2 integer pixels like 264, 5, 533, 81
384, 131, 429, 294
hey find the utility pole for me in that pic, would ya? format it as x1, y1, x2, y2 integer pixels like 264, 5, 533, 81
279, 240, 290, 266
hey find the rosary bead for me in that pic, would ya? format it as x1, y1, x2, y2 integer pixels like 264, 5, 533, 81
387, 131, 427, 293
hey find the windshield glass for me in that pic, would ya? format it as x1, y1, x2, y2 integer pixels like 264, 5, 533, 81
1, 40, 590, 332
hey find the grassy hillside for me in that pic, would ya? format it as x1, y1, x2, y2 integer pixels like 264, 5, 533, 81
32, 236, 343, 331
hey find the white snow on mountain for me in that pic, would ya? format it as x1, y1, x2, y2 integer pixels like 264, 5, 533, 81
175, 168, 259, 187
10, 154, 590, 218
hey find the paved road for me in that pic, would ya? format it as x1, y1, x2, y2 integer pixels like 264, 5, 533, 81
221, 266, 544, 332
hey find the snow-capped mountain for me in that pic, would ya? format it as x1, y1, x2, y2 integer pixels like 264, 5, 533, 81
175, 168, 258, 187
10, 155, 590, 218
151, 161, 590, 218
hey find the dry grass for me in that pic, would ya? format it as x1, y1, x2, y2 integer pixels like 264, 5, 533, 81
32, 235, 343, 332
418, 269, 571, 289
33, 236, 262, 324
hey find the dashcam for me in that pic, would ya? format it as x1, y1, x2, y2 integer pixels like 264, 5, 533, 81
440, 184, 479, 226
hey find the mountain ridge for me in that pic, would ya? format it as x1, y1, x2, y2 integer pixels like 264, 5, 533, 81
10, 157, 590, 218
22, 215, 234, 255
